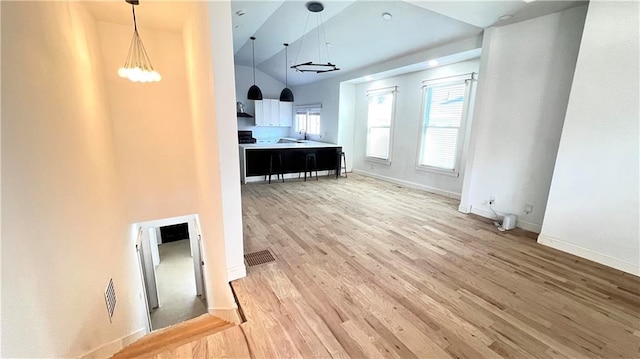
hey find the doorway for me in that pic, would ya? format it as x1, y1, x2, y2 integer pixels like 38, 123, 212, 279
134, 214, 207, 332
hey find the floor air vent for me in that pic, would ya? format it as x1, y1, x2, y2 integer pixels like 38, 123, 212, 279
105, 278, 117, 323
244, 249, 276, 267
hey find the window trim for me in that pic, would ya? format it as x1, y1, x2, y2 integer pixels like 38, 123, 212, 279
365, 86, 397, 164
295, 104, 322, 137
415, 74, 476, 177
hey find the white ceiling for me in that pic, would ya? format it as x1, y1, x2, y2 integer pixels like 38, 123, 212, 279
83, 0, 587, 87
84, 1, 191, 33
232, 0, 586, 86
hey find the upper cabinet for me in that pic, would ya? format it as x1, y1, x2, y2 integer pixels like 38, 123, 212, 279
253, 99, 292, 127
279, 102, 293, 127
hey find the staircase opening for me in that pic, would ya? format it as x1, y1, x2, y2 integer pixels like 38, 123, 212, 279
134, 214, 208, 333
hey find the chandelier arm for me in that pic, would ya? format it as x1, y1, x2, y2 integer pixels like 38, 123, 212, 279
124, 32, 136, 67
136, 34, 143, 69
137, 33, 156, 71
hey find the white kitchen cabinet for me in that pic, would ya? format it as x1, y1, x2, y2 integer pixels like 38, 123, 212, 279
279, 102, 293, 127
268, 99, 279, 126
252, 99, 292, 127
253, 100, 266, 126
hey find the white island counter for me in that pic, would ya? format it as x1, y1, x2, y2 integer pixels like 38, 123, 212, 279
239, 139, 342, 183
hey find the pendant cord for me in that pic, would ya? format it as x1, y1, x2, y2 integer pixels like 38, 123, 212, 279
316, 14, 321, 63
252, 38, 256, 85
293, 11, 311, 67
284, 44, 288, 86
320, 12, 331, 63
132, 5, 137, 33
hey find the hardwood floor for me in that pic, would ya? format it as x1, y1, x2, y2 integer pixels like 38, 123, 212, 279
111, 314, 234, 358
147, 174, 640, 358
235, 174, 640, 358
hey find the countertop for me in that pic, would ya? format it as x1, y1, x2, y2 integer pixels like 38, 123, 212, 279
239, 139, 341, 150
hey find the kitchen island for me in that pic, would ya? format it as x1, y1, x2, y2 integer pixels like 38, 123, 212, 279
239, 140, 342, 184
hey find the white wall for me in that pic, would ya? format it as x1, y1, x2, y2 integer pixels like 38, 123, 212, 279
0, 3, 3, 352
538, 2, 639, 275
352, 60, 479, 198
208, 1, 246, 284
291, 35, 482, 160
459, 5, 588, 232
1, 2, 146, 356
235, 65, 290, 139
182, 1, 243, 313
96, 21, 198, 223
338, 83, 356, 171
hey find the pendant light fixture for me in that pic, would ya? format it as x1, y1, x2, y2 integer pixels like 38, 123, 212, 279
291, 2, 340, 74
247, 36, 263, 100
279, 43, 294, 102
117, 0, 161, 83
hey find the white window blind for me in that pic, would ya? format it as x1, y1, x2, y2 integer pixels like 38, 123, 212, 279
295, 105, 321, 135
366, 88, 396, 161
418, 77, 471, 173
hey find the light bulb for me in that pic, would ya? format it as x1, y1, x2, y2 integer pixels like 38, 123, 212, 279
131, 67, 143, 82
151, 71, 161, 82
118, 67, 128, 78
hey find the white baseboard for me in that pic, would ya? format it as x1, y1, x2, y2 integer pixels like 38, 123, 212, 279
227, 264, 246, 282
458, 203, 471, 213
537, 234, 640, 276
352, 169, 461, 199
78, 327, 146, 359
470, 206, 542, 233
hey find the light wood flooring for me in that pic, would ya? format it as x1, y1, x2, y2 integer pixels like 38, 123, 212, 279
155, 174, 640, 358
111, 314, 235, 358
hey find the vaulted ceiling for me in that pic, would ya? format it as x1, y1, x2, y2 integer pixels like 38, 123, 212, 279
232, 0, 586, 86
83, 1, 586, 87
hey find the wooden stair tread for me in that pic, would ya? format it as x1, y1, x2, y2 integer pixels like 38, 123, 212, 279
111, 314, 234, 358
185, 325, 252, 358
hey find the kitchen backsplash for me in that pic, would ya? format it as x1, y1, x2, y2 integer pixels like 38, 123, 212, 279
237, 117, 291, 139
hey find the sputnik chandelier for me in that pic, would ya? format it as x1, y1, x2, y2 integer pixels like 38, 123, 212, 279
117, 0, 161, 83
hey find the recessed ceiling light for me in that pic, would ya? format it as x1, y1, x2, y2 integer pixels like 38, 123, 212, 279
235, 9, 246, 16
381, 12, 392, 21
523, 0, 536, 2
326, 42, 333, 48
428, 60, 438, 67
499, 14, 513, 21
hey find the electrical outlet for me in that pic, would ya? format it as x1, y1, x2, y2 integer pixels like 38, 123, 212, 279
524, 204, 533, 214
489, 196, 495, 205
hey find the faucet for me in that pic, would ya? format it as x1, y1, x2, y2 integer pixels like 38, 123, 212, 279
299, 130, 307, 141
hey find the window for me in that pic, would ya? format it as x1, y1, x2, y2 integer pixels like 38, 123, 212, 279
295, 105, 321, 136
366, 87, 396, 162
418, 75, 473, 175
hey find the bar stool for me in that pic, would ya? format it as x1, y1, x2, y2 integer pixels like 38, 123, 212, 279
336, 151, 347, 178
267, 152, 284, 184
303, 152, 318, 181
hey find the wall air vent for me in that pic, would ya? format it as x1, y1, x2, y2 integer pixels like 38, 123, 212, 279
104, 278, 117, 323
